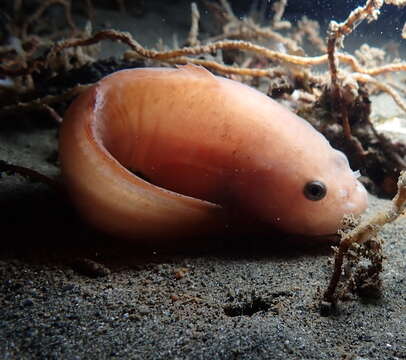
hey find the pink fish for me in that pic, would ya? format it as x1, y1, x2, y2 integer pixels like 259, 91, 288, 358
59, 65, 368, 244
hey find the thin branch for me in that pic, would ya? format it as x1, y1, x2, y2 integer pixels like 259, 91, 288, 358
1, 84, 91, 114
0, 160, 61, 192
326, 0, 385, 155
323, 171, 406, 303
49, 29, 327, 66
353, 73, 406, 113
186, 2, 200, 47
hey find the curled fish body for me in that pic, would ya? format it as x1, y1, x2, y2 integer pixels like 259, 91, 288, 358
59, 65, 368, 243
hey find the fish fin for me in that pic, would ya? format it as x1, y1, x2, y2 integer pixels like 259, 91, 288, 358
176, 63, 216, 79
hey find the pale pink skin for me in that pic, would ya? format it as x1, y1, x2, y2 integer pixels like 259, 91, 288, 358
59, 64, 368, 241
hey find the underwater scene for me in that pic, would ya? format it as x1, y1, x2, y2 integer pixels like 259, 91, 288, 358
0, 1, 405, 359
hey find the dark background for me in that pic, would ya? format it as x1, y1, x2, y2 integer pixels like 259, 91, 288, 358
2, 0, 405, 42
230, 0, 406, 42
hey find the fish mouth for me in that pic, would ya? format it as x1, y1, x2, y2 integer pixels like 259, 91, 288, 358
343, 179, 368, 215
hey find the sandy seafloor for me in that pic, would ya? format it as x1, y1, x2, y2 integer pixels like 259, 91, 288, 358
0, 2, 405, 359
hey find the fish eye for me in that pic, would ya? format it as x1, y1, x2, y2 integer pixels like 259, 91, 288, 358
303, 181, 327, 201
